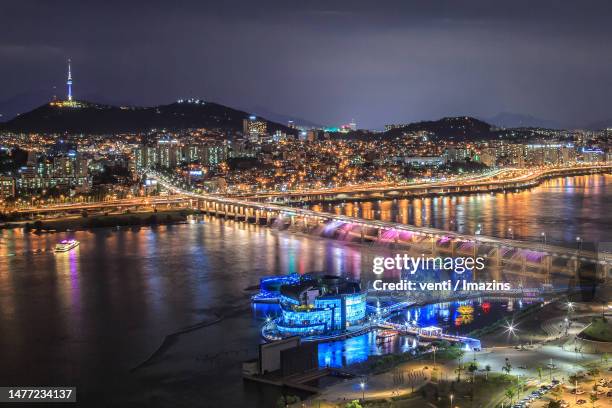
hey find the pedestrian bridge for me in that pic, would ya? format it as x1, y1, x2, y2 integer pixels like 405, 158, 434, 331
377, 322, 482, 351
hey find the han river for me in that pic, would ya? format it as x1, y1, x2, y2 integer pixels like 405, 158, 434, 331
0, 174, 611, 407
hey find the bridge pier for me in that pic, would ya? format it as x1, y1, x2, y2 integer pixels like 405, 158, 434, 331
490, 246, 503, 281
602, 263, 611, 282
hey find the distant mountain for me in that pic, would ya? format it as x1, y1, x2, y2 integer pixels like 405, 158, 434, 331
0, 100, 296, 135
484, 112, 564, 130
384, 116, 495, 140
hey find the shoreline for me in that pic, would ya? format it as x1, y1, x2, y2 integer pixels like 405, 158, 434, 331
0, 209, 198, 232
283, 168, 612, 205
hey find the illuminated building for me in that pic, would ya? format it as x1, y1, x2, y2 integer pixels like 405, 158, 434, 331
403, 156, 446, 167
185, 145, 201, 163
157, 139, 181, 168
136, 141, 228, 169
384, 123, 406, 131
579, 147, 605, 162
207, 145, 226, 165
444, 147, 470, 162
243, 116, 267, 138
273, 275, 367, 336
134, 146, 159, 169
11, 142, 91, 195
478, 147, 498, 167
272, 130, 288, 142
0, 176, 15, 198
525, 143, 576, 165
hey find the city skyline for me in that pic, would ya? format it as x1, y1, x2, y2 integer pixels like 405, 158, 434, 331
2, 1, 612, 129
1, 3, 611, 408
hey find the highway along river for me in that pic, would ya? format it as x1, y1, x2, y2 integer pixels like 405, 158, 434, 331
0, 174, 610, 407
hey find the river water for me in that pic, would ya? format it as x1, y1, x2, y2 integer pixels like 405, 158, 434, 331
312, 174, 612, 247
0, 174, 610, 407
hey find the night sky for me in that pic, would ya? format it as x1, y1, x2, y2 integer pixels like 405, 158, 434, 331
2, 0, 612, 129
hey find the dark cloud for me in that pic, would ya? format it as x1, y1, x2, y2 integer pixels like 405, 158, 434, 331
1, 0, 611, 128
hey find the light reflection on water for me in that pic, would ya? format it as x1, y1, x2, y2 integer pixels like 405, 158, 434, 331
318, 297, 533, 368
314, 174, 612, 246
0, 174, 608, 406
254, 297, 530, 369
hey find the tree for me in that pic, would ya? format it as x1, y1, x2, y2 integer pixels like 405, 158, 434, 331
548, 400, 561, 408
502, 358, 512, 375
505, 387, 515, 405
345, 401, 363, 408
588, 367, 600, 376
468, 362, 478, 383
276, 395, 300, 408
537, 367, 543, 382
455, 364, 465, 382
589, 394, 598, 408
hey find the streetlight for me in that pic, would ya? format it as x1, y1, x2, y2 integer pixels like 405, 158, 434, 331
433, 346, 437, 370
576, 236, 582, 252
450, 393, 454, 408
360, 381, 365, 401
508, 227, 514, 239
541, 231, 546, 245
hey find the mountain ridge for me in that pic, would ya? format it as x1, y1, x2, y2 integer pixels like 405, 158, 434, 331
0, 99, 296, 135
383, 116, 495, 140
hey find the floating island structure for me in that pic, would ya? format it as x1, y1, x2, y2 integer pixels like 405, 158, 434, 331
256, 274, 367, 339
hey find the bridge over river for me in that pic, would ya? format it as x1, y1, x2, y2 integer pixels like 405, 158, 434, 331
140, 166, 612, 284
236, 164, 612, 204
5, 165, 612, 283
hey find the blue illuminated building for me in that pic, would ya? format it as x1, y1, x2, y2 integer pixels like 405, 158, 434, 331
251, 273, 305, 303
273, 275, 367, 337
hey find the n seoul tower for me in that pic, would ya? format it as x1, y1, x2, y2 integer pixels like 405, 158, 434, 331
67, 59, 73, 101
